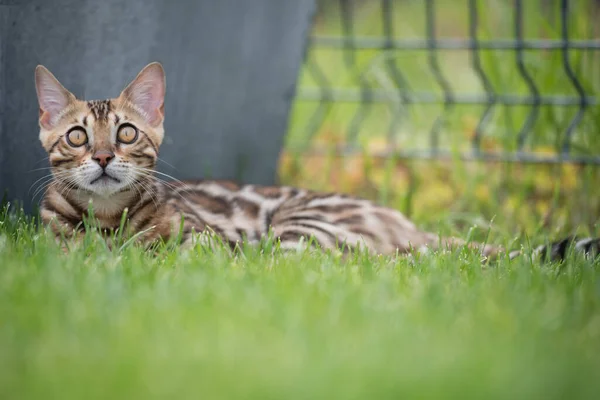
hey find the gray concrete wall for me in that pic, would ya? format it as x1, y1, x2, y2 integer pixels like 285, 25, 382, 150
0, 0, 315, 212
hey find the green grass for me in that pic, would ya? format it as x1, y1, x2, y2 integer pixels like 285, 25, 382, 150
3, 1, 600, 398
1, 205, 600, 399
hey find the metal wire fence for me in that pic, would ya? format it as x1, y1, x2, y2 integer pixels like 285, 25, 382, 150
290, 0, 600, 164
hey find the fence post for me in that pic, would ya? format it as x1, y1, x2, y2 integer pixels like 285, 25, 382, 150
0, 0, 315, 212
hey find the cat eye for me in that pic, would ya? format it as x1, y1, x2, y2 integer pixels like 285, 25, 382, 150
117, 124, 138, 144
66, 128, 88, 147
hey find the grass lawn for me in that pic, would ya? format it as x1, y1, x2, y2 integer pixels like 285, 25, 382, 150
2, 1, 599, 398
1, 205, 599, 399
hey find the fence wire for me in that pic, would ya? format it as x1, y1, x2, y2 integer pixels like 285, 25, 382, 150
292, 0, 600, 164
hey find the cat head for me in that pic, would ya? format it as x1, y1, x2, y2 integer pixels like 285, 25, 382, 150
35, 62, 166, 197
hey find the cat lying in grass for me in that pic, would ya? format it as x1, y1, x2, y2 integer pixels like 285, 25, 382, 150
34, 62, 598, 260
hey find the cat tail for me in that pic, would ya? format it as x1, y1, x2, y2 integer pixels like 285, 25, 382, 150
508, 236, 600, 262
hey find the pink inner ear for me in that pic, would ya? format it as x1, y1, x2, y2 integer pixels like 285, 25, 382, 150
35, 68, 72, 129
39, 88, 68, 113
39, 110, 53, 129
122, 65, 165, 126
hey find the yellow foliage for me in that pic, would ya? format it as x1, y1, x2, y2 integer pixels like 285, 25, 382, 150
475, 184, 491, 203
415, 180, 456, 212
535, 200, 550, 217
278, 141, 598, 232
366, 137, 391, 154
560, 164, 579, 190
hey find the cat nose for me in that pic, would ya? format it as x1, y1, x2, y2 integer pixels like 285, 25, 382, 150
92, 150, 115, 168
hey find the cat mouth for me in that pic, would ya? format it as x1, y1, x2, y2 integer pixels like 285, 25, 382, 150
90, 171, 121, 185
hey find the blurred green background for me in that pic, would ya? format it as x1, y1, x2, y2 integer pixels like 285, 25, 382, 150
283, 0, 600, 242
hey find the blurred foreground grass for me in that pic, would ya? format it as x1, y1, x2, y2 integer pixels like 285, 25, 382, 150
1, 206, 600, 399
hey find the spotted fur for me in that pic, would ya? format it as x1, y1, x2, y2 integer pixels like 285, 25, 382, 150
34, 63, 598, 262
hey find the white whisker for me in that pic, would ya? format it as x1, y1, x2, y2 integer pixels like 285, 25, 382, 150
134, 178, 159, 211
157, 157, 177, 170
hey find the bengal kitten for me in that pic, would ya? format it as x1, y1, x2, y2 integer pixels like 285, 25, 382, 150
34, 63, 598, 261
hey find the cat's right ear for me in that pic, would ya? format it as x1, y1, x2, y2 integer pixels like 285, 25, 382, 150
35, 65, 76, 130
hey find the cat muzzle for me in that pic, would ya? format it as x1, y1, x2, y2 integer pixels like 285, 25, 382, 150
90, 171, 120, 185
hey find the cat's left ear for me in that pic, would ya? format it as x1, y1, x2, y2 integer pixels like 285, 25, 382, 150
120, 62, 166, 127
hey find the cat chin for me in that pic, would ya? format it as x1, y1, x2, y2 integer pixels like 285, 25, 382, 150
82, 181, 126, 198
81, 169, 132, 198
